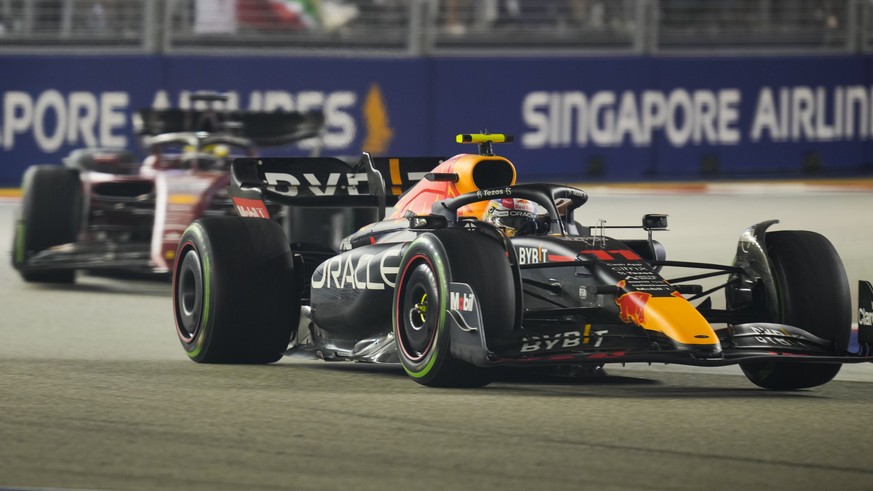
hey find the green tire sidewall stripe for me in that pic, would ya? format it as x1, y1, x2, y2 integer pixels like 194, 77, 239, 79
184, 223, 212, 360
403, 237, 449, 379
14, 222, 26, 264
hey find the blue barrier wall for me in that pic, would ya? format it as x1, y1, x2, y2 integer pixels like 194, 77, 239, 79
1, 54, 872, 185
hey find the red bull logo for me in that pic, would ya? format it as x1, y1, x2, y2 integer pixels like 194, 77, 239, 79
613, 286, 719, 349
615, 292, 652, 326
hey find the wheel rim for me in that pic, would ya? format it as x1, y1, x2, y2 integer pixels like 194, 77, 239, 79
398, 261, 439, 361
175, 246, 204, 342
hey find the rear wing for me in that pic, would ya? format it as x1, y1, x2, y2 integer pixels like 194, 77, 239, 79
240, 111, 324, 146
227, 153, 444, 218
134, 109, 325, 147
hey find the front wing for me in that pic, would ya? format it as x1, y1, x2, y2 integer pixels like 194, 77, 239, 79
16, 240, 155, 272
444, 282, 873, 368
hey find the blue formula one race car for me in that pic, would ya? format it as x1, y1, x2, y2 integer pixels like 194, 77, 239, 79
171, 133, 873, 389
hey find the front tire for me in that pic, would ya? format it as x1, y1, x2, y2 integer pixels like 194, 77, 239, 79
741, 230, 850, 390
393, 230, 516, 387
173, 217, 299, 363
13, 165, 82, 283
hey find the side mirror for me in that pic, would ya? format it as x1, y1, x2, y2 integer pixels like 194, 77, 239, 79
643, 214, 668, 230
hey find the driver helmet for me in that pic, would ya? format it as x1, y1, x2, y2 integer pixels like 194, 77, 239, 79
183, 143, 232, 171
482, 198, 538, 237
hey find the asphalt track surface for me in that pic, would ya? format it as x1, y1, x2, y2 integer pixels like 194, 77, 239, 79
2, 183, 873, 491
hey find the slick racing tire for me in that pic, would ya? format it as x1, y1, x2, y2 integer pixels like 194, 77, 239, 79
12, 165, 82, 283
393, 230, 516, 387
173, 217, 299, 363
741, 230, 851, 390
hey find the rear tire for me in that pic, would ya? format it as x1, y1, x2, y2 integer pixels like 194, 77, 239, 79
740, 231, 850, 390
12, 165, 82, 283
393, 230, 516, 387
173, 217, 299, 363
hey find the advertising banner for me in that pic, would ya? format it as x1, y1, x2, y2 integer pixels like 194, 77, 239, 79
430, 55, 873, 180
1, 54, 871, 186
0, 55, 430, 186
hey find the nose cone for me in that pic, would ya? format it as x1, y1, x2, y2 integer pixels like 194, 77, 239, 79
616, 291, 721, 356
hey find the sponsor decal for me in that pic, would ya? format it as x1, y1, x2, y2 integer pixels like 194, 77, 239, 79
860, 304, 873, 327
264, 171, 370, 197
311, 247, 403, 290
749, 325, 794, 346
615, 291, 651, 326
491, 208, 536, 220
475, 187, 512, 199
505, 198, 535, 213
611, 264, 674, 293
860, 281, 873, 329
232, 197, 269, 218
448, 282, 481, 332
450, 291, 475, 312
517, 246, 548, 265
858, 306, 873, 327
521, 325, 607, 352
521, 330, 583, 353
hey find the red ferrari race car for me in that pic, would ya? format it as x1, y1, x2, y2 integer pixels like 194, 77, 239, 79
12, 92, 323, 283
171, 133, 873, 390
